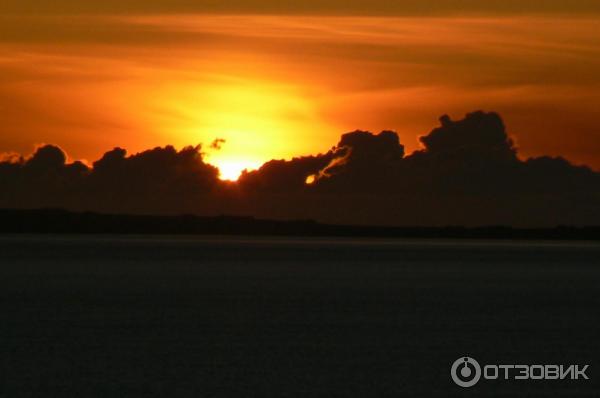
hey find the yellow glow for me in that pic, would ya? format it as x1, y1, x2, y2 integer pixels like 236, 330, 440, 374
137, 71, 334, 176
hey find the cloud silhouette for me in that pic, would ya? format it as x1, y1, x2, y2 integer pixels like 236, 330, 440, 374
26, 144, 68, 170
420, 112, 514, 157
86, 145, 221, 213
210, 138, 226, 150
238, 153, 334, 192
311, 130, 406, 191
1, 111, 599, 226
91, 145, 218, 193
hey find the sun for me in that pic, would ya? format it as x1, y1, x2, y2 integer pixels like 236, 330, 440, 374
212, 158, 262, 181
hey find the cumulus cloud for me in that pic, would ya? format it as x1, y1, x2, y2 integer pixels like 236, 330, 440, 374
420, 112, 514, 158
1, 111, 599, 226
0, 144, 219, 213
90, 145, 219, 194
238, 153, 334, 192
231, 111, 600, 225
273, 130, 406, 193
26, 144, 68, 170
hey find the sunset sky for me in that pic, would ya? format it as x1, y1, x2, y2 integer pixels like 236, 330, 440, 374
2, 1, 600, 179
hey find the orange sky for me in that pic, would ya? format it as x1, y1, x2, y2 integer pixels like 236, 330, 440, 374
1, 11, 600, 178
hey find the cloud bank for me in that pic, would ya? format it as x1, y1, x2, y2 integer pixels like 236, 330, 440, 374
1, 111, 599, 227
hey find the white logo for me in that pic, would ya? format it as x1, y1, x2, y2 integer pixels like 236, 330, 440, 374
451, 357, 481, 387
451, 357, 589, 387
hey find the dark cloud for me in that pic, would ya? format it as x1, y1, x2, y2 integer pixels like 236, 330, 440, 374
305, 130, 405, 192
87, 145, 220, 213
1, 111, 599, 226
90, 145, 219, 194
236, 111, 600, 225
238, 153, 334, 192
420, 112, 515, 159
0, 145, 89, 208
26, 144, 67, 170
0, 144, 219, 213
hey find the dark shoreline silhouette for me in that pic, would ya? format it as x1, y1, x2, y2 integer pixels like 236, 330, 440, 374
2, 208, 599, 241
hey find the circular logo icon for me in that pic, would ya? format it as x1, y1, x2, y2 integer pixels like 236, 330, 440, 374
451, 357, 481, 388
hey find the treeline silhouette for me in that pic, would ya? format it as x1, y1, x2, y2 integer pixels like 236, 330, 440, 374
1, 208, 599, 240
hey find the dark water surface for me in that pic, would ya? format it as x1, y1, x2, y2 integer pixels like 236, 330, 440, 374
1, 235, 599, 397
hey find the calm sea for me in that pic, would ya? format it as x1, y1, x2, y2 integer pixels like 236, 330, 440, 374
1, 235, 599, 396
